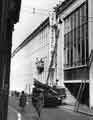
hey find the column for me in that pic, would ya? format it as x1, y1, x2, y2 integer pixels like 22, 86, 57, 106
88, 0, 93, 109
57, 19, 64, 87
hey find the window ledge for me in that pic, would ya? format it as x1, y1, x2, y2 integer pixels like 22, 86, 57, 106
64, 64, 88, 71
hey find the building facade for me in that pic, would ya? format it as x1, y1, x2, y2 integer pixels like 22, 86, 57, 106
57, 0, 93, 108
58, 0, 89, 106
12, 0, 93, 108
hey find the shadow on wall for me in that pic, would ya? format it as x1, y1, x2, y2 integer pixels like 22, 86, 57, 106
65, 83, 89, 106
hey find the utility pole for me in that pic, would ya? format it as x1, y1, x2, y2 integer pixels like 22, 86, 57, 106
0, 0, 21, 120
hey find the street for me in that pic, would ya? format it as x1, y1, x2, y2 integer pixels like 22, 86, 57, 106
7, 96, 93, 120
8, 106, 20, 120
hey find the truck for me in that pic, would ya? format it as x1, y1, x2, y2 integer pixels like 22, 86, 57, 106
32, 79, 66, 107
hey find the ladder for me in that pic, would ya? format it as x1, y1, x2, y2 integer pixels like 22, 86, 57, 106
88, 50, 93, 68
46, 38, 57, 84
74, 80, 86, 112
74, 50, 93, 112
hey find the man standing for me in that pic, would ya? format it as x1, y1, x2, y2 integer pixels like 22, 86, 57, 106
19, 91, 27, 111
32, 88, 44, 119
36, 91, 44, 118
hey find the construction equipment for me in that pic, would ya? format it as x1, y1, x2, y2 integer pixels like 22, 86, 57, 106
32, 79, 66, 107
46, 36, 57, 84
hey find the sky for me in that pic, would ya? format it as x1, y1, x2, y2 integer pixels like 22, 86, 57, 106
10, 0, 64, 92
12, 0, 64, 51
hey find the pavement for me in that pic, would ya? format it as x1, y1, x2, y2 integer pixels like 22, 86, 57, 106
8, 95, 93, 120
8, 95, 39, 120
60, 92, 93, 117
59, 103, 93, 117
8, 94, 93, 118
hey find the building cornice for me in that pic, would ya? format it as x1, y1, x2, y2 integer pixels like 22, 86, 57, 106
12, 17, 49, 57
55, 0, 77, 16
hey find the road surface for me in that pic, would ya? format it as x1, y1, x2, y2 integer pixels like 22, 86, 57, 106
8, 99, 93, 120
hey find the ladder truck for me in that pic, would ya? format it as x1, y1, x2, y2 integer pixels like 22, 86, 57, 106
32, 8, 66, 107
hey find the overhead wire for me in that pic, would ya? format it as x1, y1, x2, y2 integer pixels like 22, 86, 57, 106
12, 4, 93, 58
21, 7, 50, 16
21, 8, 93, 22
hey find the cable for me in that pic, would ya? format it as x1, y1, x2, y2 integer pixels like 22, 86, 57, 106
22, 5, 51, 11
21, 10, 93, 21
21, 7, 50, 16
21, 8, 48, 16
21, 5, 93, 19
21, 5, 93, 18
22, 7, 49, 13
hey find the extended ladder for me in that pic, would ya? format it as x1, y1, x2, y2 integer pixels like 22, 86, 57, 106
74, 80, 86, 112
46, 37, 57, 84
88, 50, 93, 68
74, 50, 93, 112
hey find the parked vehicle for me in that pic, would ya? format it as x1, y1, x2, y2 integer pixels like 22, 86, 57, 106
32, 79, 66, 107
52, 86, 66, 99
44, 90, 62, 107
32, 87, 44, 108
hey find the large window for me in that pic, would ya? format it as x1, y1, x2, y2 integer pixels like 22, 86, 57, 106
64, 2, 88, 68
